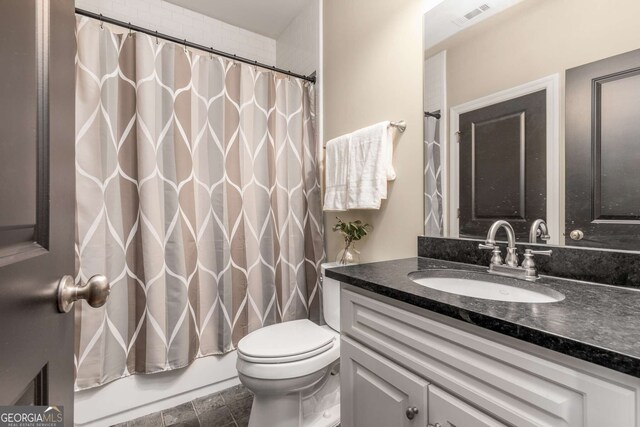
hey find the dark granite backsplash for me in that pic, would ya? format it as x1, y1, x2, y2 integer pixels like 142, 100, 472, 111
418, 236, 640, 289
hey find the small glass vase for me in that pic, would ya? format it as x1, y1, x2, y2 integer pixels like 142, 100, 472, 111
336, 241, 360, 265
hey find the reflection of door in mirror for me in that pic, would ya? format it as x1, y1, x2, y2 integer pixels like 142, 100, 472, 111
566, 48, 640, 250
423, 0, 640, 250
458, 90, 546, 242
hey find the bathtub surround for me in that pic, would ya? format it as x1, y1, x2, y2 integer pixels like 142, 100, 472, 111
276, 0, 319, 77
418, 236, 640, 289
75, 17, 324, 389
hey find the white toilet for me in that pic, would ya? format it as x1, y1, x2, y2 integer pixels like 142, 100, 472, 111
236, 263, 341, 427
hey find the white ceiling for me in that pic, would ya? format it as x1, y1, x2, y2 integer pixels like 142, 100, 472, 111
165, 0, 314, 39
424, 0, 525, 50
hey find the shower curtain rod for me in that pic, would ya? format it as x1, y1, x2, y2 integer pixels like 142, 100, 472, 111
75, 8, 316, 84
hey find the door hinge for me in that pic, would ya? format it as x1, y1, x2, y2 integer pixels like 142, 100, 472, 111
455, 131, 461, 143
457, 208, 460, 218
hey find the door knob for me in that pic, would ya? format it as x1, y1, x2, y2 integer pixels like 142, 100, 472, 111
569, 229, 584, 241
57, 274, 110, 313
405, 406, 419, 420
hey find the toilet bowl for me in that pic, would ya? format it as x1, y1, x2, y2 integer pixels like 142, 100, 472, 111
237, 263, 341, 427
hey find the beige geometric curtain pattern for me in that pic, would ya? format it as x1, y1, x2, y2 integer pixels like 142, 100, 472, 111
74, 16, 324, 390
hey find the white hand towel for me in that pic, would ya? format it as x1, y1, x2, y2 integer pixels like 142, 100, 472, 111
323, 133, 351, 211
347, 121, 394, 209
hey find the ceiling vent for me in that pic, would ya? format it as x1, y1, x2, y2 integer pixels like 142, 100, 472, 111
452, 4, 491, 27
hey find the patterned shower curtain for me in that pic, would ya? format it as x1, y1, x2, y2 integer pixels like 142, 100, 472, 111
424, 114, 443, 235
74, 17, 324, 390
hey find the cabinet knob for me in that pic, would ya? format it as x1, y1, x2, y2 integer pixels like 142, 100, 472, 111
405, 406, 419, 420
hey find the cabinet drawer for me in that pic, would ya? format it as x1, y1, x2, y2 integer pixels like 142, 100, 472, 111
341, 286, 639, 426
341, 336, 429, 427
429, 385, 507, 427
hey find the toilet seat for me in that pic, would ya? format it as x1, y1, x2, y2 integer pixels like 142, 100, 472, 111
238, 319, 335, 363
237, 320, 340, 380
238, 339, 336, 364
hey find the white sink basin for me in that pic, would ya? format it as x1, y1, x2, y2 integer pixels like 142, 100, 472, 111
408, 270, 565, 303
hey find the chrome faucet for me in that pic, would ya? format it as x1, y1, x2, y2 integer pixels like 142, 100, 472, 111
529, 219, 550, 243
479, 220, 519, 266
479, 220, 552, 281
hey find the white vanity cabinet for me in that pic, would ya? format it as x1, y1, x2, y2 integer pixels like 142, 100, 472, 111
340, 285, 640, 427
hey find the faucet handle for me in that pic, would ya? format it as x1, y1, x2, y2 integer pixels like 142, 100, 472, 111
522, 248, 552, 278
526, 249, 552, 256
479, 243, 503, 265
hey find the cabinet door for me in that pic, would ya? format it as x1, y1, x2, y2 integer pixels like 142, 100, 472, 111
429, 385, 507, 427
341, 336, 429, 427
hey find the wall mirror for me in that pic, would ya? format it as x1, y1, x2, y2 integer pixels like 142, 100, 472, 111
423, 0, 640, 251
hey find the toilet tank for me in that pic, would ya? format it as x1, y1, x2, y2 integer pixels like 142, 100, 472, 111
321, 263, 341, 332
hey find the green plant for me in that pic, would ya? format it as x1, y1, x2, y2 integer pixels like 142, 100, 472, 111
332, 217, 372, 264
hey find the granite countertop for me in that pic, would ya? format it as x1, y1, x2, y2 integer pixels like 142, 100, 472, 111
325, 257, 640, 378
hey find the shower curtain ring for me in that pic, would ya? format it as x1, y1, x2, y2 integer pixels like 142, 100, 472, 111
155, 30, 159, 45
183, 39, 187, 53
128, 24, 132, 37
99, 13, 104, 30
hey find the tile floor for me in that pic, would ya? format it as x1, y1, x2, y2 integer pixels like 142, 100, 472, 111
112, 384, 253, 427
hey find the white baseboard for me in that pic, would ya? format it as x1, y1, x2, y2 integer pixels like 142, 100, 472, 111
74, 351, 239, 427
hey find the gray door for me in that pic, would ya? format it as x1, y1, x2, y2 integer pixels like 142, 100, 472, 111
459, 90, 547, 241
341, 337, 429, 427
0, 0, 76, 423
565, 48, 640, 250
